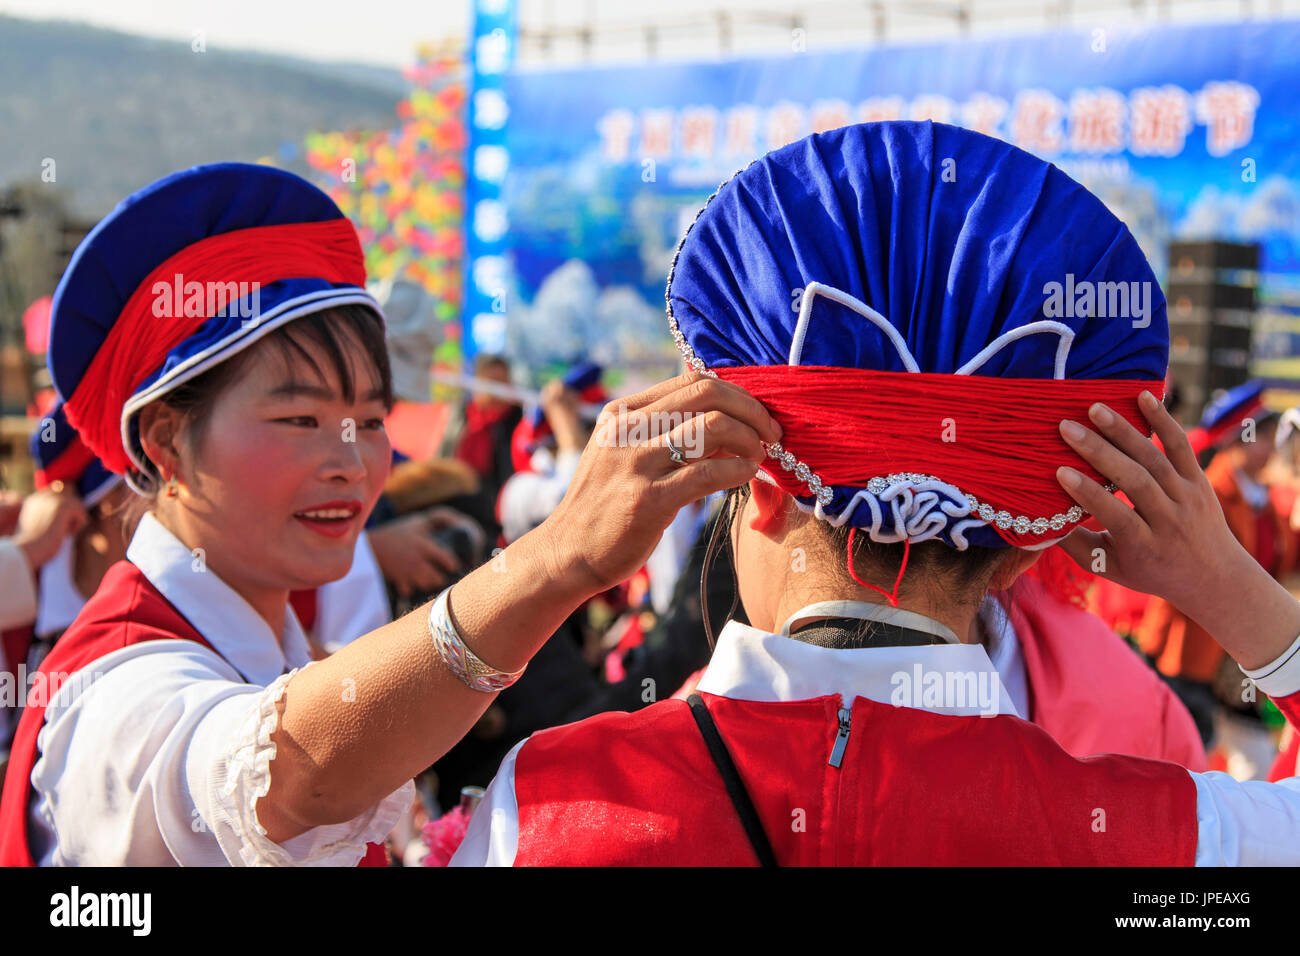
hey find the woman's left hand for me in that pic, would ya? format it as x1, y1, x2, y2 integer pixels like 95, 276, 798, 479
1054, 389, 1300, 670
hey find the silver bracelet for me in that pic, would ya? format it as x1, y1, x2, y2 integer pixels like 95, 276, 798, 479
428, 587, 526, 693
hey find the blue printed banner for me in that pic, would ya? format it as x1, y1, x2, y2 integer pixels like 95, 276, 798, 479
463, 0, 517, 361
488, 19, 1300, 384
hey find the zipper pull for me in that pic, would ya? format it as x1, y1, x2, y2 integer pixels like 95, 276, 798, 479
828, 706, 852, 768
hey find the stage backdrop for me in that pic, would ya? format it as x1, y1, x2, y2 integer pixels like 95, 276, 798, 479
480, 17, 1300, 391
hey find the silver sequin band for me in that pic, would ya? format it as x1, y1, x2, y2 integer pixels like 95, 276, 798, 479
428, 587, 526, 693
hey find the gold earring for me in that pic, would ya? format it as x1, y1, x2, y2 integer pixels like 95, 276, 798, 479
166, 475, 178, 498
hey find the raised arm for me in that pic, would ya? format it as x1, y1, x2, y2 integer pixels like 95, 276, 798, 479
255, 373, 781, 843
1051, 395, 1300, 866
1055, 389, 1300, 672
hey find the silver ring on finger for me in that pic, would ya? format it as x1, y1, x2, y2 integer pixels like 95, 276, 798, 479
665, 436, 688, 466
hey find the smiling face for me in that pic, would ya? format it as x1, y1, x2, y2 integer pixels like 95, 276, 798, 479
138, 307, 393, 611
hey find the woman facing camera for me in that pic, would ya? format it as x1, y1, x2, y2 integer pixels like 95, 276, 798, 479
0, 163, 777, 865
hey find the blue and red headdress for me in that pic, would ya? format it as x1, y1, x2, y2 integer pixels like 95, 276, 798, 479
29, 401, 121, 508
1187, 380, 1278, 456
48, 162, 381, 492
667, 120, 1168, 553
510, 361, 607, 473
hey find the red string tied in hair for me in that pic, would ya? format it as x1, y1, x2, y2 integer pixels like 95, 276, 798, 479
847, 527, 912, 607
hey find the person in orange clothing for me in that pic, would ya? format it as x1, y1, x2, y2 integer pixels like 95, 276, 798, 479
1138, 381, 1295, 767
1267, 406, 1300, 587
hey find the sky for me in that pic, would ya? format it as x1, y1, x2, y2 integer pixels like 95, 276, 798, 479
0, 0, 469, 67
2, 0, 1293, 69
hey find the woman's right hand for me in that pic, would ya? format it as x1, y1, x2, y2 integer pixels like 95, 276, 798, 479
262, 372, 782, 839
540, 371, 782, 594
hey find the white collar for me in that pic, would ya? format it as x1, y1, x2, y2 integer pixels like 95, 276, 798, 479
697, 603, 1020, 718
35, 537, 87, 640
778, 599, 961, 643
127, 512, 312, 684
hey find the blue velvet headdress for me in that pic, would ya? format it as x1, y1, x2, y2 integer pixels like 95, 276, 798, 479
667, 121, 1169, 549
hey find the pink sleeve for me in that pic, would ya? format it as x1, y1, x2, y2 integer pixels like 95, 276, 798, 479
1159, 683, 1208, 771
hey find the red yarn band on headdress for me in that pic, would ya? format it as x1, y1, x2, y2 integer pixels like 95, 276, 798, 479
65, 218, 367, 474
715, 365, 1163, 548
34, 439, 96, 490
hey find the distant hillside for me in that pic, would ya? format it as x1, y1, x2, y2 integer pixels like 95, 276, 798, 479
0, 15, 408, 217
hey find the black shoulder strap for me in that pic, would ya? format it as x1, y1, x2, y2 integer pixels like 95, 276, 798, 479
686, 693, 778, 867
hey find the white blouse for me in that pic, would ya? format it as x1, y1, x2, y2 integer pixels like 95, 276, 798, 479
27, 512, 413, 866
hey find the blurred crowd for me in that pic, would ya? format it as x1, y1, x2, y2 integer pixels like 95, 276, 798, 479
3, 355, 1299, 865
0, 352, 727, 864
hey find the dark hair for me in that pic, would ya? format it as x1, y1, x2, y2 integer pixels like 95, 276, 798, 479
702, 483, 1009, 646
824, 519, 1008, 596
130, 303, 392, 491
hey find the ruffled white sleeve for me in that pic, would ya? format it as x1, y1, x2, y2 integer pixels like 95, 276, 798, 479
31, 643, 412, 866
202, 662, 414, 867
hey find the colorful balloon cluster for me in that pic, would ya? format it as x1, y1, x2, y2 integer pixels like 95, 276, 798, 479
302, 44, 467, 360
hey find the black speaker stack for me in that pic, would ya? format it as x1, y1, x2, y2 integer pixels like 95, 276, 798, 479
1165, 240, 1259, 426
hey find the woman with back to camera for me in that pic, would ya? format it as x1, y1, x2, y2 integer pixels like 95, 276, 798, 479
0, 163, 776, 865
450, 121, 1300, 865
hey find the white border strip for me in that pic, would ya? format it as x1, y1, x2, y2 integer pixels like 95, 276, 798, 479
955, 320, 1075, 379
120, 287, 382, 492
791, 282, 920, 372
83, 474, 124, 509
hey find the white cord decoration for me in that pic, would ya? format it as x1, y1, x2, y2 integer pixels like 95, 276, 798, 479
663, 176, 1103, 550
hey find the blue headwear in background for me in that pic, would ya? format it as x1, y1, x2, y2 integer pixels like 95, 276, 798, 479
30, 401, 122, 508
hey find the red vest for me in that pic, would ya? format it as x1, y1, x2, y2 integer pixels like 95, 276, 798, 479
0, 561, 39, 747
1, 625, 32, 684
0, 560, 388, 867
512, 692, 1200, 866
